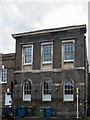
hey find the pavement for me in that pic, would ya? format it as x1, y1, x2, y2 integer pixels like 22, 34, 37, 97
14, 117, 90, 120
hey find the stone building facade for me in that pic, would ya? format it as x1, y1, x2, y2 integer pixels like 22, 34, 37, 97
0, 53, 15, 107
11, 24, 88, 116
87, 73, 90, 116
88, 73, 90, 104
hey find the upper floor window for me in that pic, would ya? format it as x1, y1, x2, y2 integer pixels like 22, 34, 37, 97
42, 80, 51, 101
23, 80, 31, 101
2, 69, 7, 83
64, 80, 74, 101
41, 42, 53, 65
64, 43, 74, 61
43, 44, 52, 63
25, 47, 32, 64
22, 44, 33, 67
0, 65, 7, 83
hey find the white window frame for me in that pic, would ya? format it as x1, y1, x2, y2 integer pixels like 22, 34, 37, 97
42, 80, 51, 101
0, 65, 7, 84
62, 40, 75, 63
64, 80, 74, 102
23, 80, 31, 101
64, 43, 74, 62
41, 42, 53, 64
22, 44, 33, 65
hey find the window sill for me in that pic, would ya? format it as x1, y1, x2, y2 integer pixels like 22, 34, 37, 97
42, 62, 52, 65
23, 63, 32, 66
0, 82, 7, 84
42, 99, 52, 102
63, 100, 74, 102
64, 60, 74, 63
23, 99, 31, 101
63, 101, 74, 103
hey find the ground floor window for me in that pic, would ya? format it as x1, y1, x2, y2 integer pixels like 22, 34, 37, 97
23, 80, 31, 101
64, 80, 74, 101
22, 79, 75, 102
42, 80, 51, 101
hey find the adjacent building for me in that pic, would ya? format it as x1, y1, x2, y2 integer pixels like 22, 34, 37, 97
11, 24, 88, 116
0, 53, 15, 107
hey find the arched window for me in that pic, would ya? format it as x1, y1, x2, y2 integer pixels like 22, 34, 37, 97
42, 80, 51, 101
64, 80, 74, 101
23, 80, 31, 101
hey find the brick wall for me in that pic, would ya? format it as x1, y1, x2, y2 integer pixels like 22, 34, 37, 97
12, 25, 88, 116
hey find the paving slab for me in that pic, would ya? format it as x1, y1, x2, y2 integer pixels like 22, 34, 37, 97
14, 117, 90, 120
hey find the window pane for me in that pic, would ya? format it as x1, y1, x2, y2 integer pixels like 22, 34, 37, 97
44, 89, 47, 94
65, 90, 68, 94
24, 95, 31, 100
65, 85, 67, 89
71, 85, 73, 89
68, 85, 71, 89
64, 52, 73, 60
68, 90, 71, 94
64, 95, 73, 101
48, 89, 51, 94
71, 90, 73, 94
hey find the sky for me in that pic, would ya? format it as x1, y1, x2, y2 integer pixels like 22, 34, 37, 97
0, 0, 88, 54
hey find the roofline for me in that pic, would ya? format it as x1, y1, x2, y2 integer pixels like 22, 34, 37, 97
2, 53, 15, 58
12, 24, 86, 38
